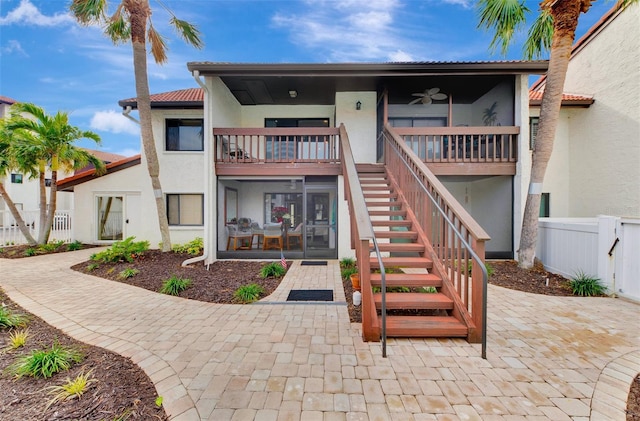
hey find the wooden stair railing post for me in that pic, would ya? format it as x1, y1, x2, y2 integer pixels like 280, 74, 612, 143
468, 239, 486, 343
360, 238, 380, 341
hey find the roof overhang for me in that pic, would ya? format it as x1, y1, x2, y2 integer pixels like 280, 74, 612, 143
57, 155, 141, 192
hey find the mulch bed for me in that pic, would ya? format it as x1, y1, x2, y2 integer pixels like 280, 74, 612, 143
0, 289, 166, 421
488, 259, 576, 296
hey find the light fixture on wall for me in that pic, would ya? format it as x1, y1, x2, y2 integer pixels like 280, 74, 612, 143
288, 90, 298, 98
356, 101, 362, 110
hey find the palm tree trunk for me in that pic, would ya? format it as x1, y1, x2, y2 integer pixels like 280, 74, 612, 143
0, 182, 37, 245
41, 169, 58, 244
518, 0, 583, 269
37, 170, 47, 244
128, 0, 172, 251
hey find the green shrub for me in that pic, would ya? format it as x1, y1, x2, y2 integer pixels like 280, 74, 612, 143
419, 286, 438, 293
341, 266, 358, 281
24, 247, 38, 257
160, 276, 192, 296
91, 236, 149, 263
8, 328, 29, 349
118, 268, 140, 279
8, 342, 83, 378
569, 271, 605, 296
260, 262, 287, 278
86, 263, 100, 272
39, 240, 64, 253
45, 369, 97, 409
66, 241, 83, 251
234, 284, 265, 303
172, 237, 204, 255
339, 257, 356, 269
0, 306, 28, 328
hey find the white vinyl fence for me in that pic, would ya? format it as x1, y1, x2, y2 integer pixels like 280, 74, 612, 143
0, 209, 73, 246
537, 216, 640, 302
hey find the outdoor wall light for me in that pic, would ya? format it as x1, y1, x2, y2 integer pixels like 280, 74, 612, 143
356, 101, 362, 110
288, 90, 298, 98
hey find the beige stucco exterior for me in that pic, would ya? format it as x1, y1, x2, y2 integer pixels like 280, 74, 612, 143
536, 3, 640, 218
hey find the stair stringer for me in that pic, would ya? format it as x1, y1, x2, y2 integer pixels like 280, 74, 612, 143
383, 168, 477, 340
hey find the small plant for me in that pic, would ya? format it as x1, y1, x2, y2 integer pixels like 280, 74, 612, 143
569, 271, 605, 296
172, 237, 204, 255
0, 306, 28, 328
234, 283, 264, 303
8, 328, 29, 349
419, 286, 438, 293
86, 263, 100, 272
341, 266, 358, 281
260, 262, 287, 278
24, 247, 38, 257
8, 342, 83, 378
118, 268, 140, 279
160, 276, 192, 296
340, 257, 356, 269
155, 396, 163, 407
39, 240, 64, 253
66, 241, 83, 251
45, 369, 97, 409
91, 236, 149, 263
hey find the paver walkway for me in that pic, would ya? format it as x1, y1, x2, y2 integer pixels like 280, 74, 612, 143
1, 249, 639, 421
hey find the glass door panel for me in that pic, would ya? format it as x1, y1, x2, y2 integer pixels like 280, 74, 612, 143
304, 186, 337, 258
97, 196, 124, 241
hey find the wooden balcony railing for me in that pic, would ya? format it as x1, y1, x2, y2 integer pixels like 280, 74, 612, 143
383, 124, 490, 347
390, 126, 519, 164
213, 127, 341, 164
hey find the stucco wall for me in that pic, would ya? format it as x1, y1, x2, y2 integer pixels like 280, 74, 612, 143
543, 4, 640, 218
335, 92, 378, 163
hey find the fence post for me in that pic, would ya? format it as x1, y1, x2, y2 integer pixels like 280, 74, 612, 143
597, 215, 618, 294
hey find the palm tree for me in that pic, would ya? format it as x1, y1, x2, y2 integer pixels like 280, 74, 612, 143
477, 0, 637, 269
70, 0, 203, 252
7, 103, 106, 244
0, 117, 38, 245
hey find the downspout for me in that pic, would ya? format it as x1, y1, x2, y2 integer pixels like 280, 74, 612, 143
182, 70, 211, 267
122, 105, 140, 124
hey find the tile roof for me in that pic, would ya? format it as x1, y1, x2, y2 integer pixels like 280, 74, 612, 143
58, 154, 141, 191
0, 96, 17, 105
119, 88, 203, 109
529, 91, 594, 107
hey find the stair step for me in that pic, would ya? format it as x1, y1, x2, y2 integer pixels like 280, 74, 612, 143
356, 164, 385, 173
374, 292, 453, 309
372, 242, 425, 253
362, 186, 392, 192
368, 210, 406, 217
365, 201, 402, 208
360, 178, 388, 185
370, 256, 433, 269
364, 193, 398, 199
371, 220, 411, 227
370, 273, 442, 288
373, 231, 418, 239
384, 316, 468, 337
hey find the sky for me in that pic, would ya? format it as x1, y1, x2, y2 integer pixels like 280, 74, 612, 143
0, 0, 613, 157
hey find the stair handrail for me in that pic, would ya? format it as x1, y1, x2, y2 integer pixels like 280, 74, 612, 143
383, 124, 489, 359
339, 124, 388, 357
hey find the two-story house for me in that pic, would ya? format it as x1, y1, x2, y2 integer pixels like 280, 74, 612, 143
59, 61, 547, 343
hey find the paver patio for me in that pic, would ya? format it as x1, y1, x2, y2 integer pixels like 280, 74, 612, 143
1, 248, 638, 420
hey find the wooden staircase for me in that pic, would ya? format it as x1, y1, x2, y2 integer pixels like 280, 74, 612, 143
357, 164, 469, 338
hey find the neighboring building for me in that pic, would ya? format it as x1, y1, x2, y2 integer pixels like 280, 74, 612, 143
530, 2, 640, 218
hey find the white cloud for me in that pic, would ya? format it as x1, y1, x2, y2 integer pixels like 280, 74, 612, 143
272, 0, 426, 62
441, 0, 474, 9
1, 39, 27, 56
112, 147, 140, 157
0, 0, 74, 26
90, 110, 139, 135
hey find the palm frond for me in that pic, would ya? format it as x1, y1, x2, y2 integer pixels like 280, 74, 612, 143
70, 0, 108, 25
477, 0, 529, 55
523, 8, 553, 59
170, 17, 203, 49
106, 6, 131, 44
148, 23, 168, 64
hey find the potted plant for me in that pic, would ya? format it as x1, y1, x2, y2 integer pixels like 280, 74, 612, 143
350, 272, 360, 291
272, 206, 290, 223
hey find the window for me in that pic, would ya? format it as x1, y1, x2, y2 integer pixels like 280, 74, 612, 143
539, 193, 550, 217
11, 174, 23, 184
530, 117, 539, 150
45, 178, 52, 187
167, 194, 204, 226
166, 119, 203, 151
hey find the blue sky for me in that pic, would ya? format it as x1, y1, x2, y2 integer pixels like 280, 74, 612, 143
0, 0, 612, 157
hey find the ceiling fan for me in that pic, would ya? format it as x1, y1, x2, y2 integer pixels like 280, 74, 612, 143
409, 87, 448, 105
